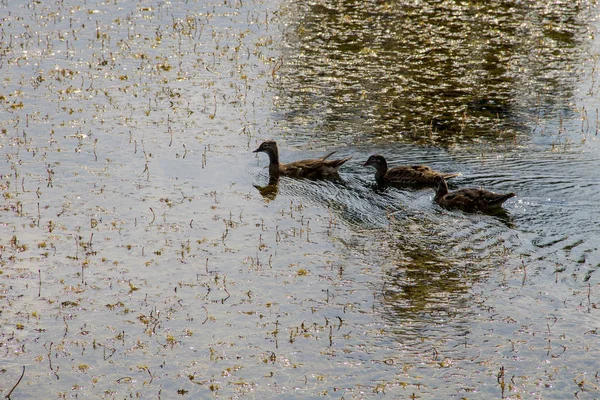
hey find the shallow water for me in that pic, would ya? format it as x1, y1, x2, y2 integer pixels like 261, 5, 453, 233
2, 0, 600, 398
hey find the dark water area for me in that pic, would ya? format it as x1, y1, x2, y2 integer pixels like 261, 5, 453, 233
274, 0, 593, 144
2, 0, 600, 398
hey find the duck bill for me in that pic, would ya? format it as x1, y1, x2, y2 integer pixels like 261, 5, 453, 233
362, 161, 371, 166
252, 148, 261, 153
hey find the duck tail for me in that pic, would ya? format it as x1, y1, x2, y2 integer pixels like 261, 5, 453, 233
491, 192, 516, 206
320, 151, 337, 161
443, 172, 461, 180
330, 156, 352, 167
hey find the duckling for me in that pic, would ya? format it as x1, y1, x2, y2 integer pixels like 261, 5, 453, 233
253, 140, 351, 179
433, 176, 515, 212
363, 154, 460, 186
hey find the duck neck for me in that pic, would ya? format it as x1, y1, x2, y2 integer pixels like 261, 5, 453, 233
434, 180, 449, 201
265, 148, 280, 174
374, 162, 388, 181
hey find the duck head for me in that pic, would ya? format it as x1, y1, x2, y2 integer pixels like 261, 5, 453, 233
363, 154, 387, 170
253, 140, 278, 155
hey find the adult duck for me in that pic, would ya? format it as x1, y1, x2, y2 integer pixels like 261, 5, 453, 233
254, 140, 351, 179
433, 176, 515, 212
363, 154, 460, 186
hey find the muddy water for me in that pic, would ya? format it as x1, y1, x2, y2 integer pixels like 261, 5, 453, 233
2, 0, 600, 398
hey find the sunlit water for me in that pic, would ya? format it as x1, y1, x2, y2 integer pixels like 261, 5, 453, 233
2, 0, 600, 398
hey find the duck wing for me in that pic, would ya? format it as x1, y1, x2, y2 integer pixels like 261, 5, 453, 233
320, 151, 337, 161
281, 155, 352, 179
386, 165, 446, 185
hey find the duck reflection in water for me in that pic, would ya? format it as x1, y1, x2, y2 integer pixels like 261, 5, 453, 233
253, 172, 347, 202
254, 175, 280, 201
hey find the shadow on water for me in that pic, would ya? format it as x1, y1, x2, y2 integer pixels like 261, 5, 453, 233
274, 0, 588, 145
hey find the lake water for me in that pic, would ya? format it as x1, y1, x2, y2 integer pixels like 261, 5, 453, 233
2, 0, 600, 398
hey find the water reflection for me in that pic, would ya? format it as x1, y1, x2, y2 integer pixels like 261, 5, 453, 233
254, 176, 280, 201
275, 0, 589, 144
253, 171, 348, 202
372, 205, 518, 324
381, 256, 468, 320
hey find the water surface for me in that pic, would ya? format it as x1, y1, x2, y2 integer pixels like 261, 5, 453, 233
2, 0, 600, 399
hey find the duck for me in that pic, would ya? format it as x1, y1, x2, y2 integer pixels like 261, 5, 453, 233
253, 140, 351, 179
363, 154, 460, 186
433, 176, 516, 212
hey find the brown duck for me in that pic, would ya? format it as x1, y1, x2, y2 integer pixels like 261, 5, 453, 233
363, 154, 460, 186
433, 176, 516, 212
253, 140, 351, 179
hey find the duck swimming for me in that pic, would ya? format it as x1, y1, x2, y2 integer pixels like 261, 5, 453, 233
254, 141, 351, 179
433, 176, 516, 212
363, 154, 460, 186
